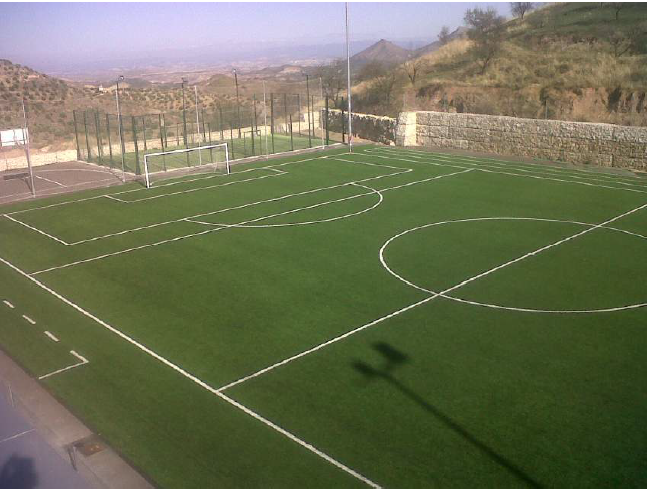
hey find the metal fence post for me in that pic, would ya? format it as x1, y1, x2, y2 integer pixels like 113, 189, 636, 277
132, 116, 140, 175
325, 96, 329, 146
72, 110, 81, 160
83, 111, 92, 160
106, 113, 114, 167
270, 94, 275, 154
94, 110, 102, 164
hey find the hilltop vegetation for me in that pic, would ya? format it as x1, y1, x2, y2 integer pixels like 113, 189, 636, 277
0, 60, 300, 150
351, 2, 647, 125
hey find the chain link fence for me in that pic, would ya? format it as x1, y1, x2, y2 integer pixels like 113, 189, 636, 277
73, 91, 346, 175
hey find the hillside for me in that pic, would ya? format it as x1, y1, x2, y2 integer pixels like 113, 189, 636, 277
350, 39, 412, 67
353, 2, 647, 126
0, 59, 286, 150
413, 27, 467, 57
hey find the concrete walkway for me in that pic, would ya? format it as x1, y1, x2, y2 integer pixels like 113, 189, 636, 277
0, 350, 153, 489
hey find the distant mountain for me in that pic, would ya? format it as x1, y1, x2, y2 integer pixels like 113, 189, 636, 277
350, 39, 412, 67
413, 27, 467, 58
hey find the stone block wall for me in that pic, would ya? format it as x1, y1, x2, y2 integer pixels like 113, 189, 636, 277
412, 111, 647, 170
327, 109, 397, 145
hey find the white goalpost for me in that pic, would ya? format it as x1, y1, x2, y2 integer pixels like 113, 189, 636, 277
143, 143, 230, 188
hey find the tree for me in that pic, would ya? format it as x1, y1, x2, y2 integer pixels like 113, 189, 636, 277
401, 58, 425, 87
314, 59, 346, 104
510, 2, 534, 20
610, 2, 625, 21
357, 61, 388, 82
464, 7, 506, 75
370, 72, 398, 108
438, 25, 451, 45
607, 24, 646, 58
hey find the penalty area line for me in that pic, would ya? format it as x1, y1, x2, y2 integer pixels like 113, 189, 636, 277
0, 254, 380, 488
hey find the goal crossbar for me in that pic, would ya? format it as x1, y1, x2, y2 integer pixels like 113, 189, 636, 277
143, 143, 230, 188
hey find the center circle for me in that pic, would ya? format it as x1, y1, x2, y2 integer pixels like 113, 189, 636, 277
211, 183, 383, 228
380, 217, 647, 314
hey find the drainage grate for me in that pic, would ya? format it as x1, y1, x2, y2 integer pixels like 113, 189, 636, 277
73, 434, 105, 457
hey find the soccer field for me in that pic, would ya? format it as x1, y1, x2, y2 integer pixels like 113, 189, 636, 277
1, 144, 646, 487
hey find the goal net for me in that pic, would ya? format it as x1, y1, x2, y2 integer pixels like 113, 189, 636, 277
143, 143, 230, 188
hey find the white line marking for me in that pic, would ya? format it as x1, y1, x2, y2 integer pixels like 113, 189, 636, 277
38, 350, 89, 380
5, 153, 332, 216
0, 429, 35, 444
116, 170, 287, 204
35, 174, 66, 187
0, 177, 122, 203
3, 300, 14, 309
371, 152, 647, 195
44, 331, 60, 342
22, 315, 36, 325
368, 148, 647, 193
369, 147, 647, 187
29, 168, 469, 275
4, 154, 358, 246
4, 215, 71, 246
379, 216, 647, 314
219, 202, 647, 391
0, 254, 379, 487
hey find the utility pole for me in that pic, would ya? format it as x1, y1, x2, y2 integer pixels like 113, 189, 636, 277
263, 81, 269, 160
21, 100, 35, 197
194, 85, 203, 165
181, 77, 190, 166
233, 69, 241, 138
345, 2, 353, 152
181, 77, 188, 149
320, 77, 325, 148
115, 75, 126, 181
305, 73, 311, 147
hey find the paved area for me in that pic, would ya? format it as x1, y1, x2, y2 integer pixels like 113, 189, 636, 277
0, 350, 153, 489
0, 161, 129, 206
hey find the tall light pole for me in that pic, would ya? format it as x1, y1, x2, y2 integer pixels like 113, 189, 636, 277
233, 69, 241, 138
263, 80, 269, 160
305, 73, 311, 147
345, 2, 353, 153
181, 77, 188, 149
319, 77, 325, 148
115, 75, 126, 182
21, 99, 35, 197
194, 85, 203, 165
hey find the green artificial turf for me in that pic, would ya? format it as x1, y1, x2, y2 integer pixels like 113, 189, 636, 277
86, 133, 334, 175
1, 144, 646, 488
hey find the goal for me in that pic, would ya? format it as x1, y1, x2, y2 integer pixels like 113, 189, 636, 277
143, 143, 230, 188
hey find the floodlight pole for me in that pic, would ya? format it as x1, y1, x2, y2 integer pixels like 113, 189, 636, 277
345, 2, 353, 153
21, 99, 35, 197
115, 75, 126, 182
194, 85, 203, 165
181, 78, 188, 149
305, 74, 311, 147
319, 77, 325, 148
263, 81, 269, 160
233, 69, 241, 138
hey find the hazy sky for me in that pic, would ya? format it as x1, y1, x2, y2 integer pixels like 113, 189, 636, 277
2, 2, 509, 68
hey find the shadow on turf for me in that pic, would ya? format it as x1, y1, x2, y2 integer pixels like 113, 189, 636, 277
352, 342, 541, 488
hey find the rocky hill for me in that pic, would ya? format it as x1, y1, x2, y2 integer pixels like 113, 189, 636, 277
350, 39, 412, 67
353, 2, 647, 126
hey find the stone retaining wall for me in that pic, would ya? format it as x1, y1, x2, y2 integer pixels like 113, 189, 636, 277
408, 111, 647, 170
1, 150, 78, 172
328, 109, 397, 145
